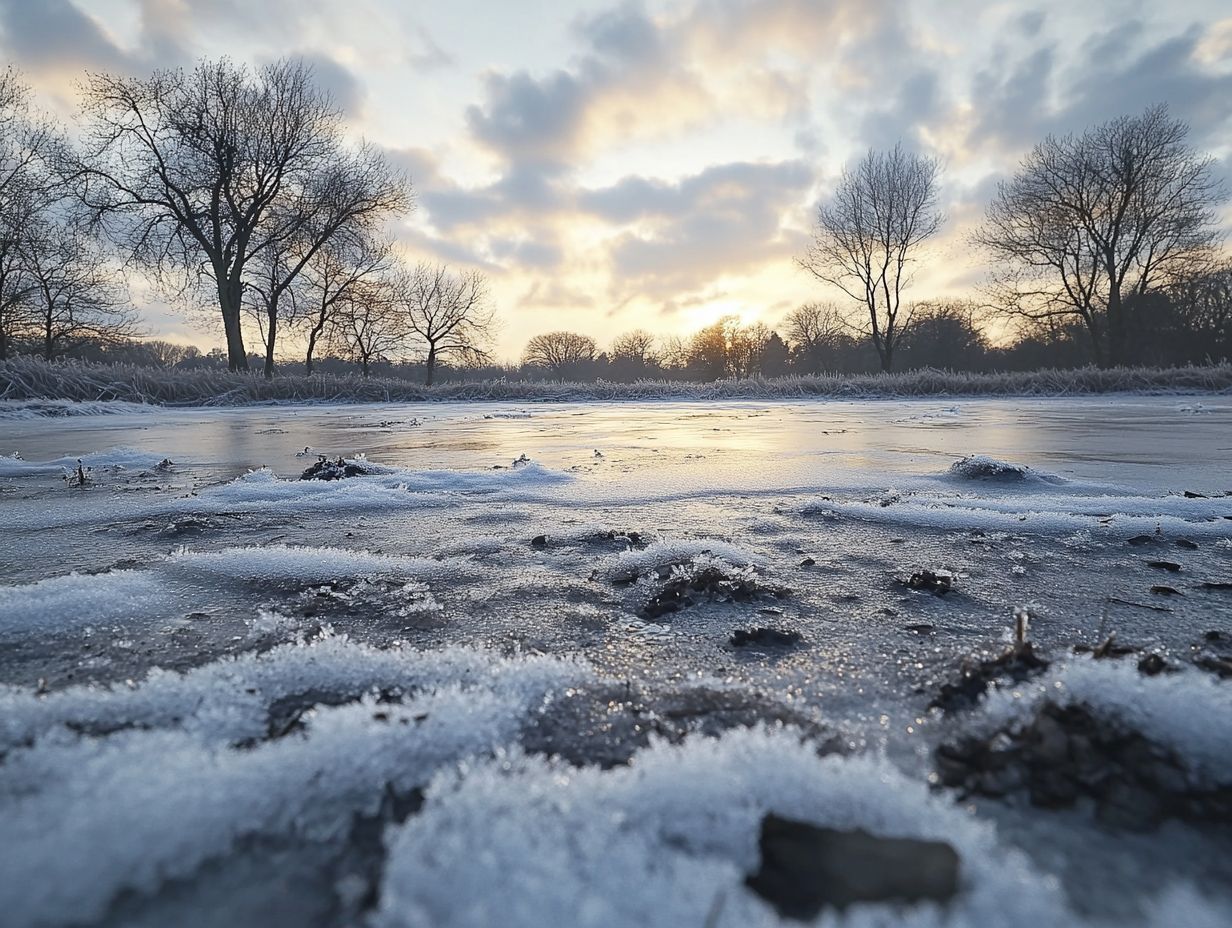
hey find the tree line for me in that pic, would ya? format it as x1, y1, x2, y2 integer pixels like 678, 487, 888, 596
799, 108, 1229, 371
0, 60, 496, 382
0, 53, 1228, 381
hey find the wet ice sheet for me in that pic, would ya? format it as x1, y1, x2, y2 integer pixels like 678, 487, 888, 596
1, 397, 1231, 927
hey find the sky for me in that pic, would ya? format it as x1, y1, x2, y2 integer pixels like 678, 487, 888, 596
1, 0, 1231, 360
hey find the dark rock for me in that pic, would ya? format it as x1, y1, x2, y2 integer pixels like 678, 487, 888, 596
300, 457, 377, 481
902, 570, 954, 595
1182, 490, 1208, 499
1137, 653, 1170, 676
744, 815, 960, 920
530, 535, 548, 548
593, 529, 645, 548
1175, 539, 1200, 550
730, 627, 802, 648
905, 623, 935, 634
799, 557, 816, 568
1195, 655, 1232, 678
1150, 586, 1182, 596
1126, 535, 1156, 546
1146, 560, 1182, 572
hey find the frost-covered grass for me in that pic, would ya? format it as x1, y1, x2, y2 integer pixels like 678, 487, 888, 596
3, 356, 1231, 407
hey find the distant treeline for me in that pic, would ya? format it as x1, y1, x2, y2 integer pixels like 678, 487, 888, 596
8, 280, 1228, 385
1, 54, 1229, 384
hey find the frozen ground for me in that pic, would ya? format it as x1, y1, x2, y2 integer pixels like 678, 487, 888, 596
1, 397, 1230, 927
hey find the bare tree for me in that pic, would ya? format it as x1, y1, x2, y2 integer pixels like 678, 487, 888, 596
976, 105, 1225, 367
799, 143, 943, 372
397, 263, 496, 385
0, 69, 65, 359
607, 329, 658, 381
243, 147, 410, 379
609, 329, 657, 365
75, 58, 410, 372
784, 303, 846, 351
521, 331, 597, 376
726, 321, 773, 378
333, 278, 400, 377
291, 232, 393, 375
19, 214, 138, 359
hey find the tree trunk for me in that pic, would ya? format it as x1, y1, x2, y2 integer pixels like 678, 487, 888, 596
218, 276, 249, 372
1105, 286, 1125, 368
305, 322, 323, 375
263, 298, 278, 380
424, 343, 437, 386
44, 312, 53, 361
361, 355, 370, 378
1082, 313, 1107, 368
0, 325, 7, 360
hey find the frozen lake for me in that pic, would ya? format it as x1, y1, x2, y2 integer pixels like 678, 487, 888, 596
1, 396, 1231, 927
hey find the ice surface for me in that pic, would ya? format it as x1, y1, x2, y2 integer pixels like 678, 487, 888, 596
1, 397, 1230, 927
0, 446, 169, 476
598, 539, 765, 582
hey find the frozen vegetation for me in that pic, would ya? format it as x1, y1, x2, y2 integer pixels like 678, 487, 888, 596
1, 397, 1231, 927
3, 355, 1232, 407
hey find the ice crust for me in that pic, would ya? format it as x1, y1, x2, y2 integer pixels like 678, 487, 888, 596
0, 638, 591, 926
598, 539, 765, 581
0, 446, 169, 476
3, 402, 1232, 927
4, 639, 1228, 928
0, 545, 460, 638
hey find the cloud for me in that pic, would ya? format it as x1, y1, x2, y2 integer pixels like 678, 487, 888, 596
592, 160, 814, 298
407, 25, 454, 72
294, 51, 366, 119
0, 0, 129, 72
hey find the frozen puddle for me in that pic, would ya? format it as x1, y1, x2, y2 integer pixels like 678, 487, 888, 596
1, 397, 1231, 927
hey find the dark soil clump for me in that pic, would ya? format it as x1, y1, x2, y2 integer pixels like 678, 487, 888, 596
902, 570, 954, 595
930, 644, 1050, 713
640, 565, 786, 620
936, 701, 1232, 830
521, 682, 840, 769
301, 457, 379, 481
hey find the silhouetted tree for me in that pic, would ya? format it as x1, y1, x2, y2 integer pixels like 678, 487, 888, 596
76, 58, 410, 372
799, 143, 943, 372
334, 277, 399, 377
686, 317, 732, 380
0, 69, 65, 359
291, 232, 393, 375
783, 302, 866, 373
726, 321, 773, 378
397, 263, 496, 385
19, 214, 137, 359
522, 331, 597, 377
977, 105, 1225, 367
898, 302, 989, 370
608, 329, 658, 380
